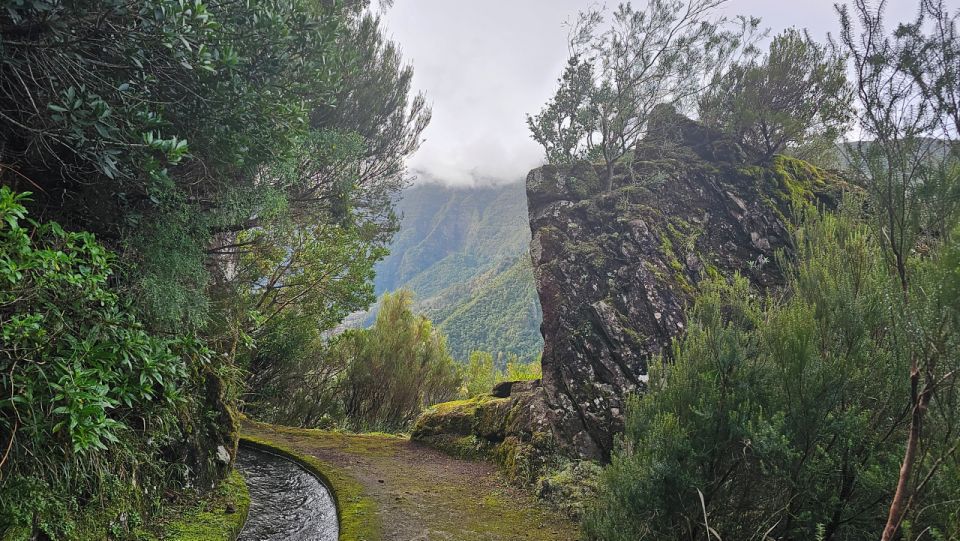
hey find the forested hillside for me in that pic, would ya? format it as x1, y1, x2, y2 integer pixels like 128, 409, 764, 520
371, 182, 543, 360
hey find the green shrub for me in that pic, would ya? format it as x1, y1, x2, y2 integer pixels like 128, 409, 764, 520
459, 351, 542, 398
0, 188, 211, 539
252, 290, 462, 432
584, 207, 960, 540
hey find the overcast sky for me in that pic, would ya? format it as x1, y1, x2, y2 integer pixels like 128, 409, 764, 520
383, 1, 942, 186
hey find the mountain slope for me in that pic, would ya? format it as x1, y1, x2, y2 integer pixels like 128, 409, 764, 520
373, 182, 542, 360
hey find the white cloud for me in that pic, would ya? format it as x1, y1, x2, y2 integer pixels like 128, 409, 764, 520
384, 0, 945, 186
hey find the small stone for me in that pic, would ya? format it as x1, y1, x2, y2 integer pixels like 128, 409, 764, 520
225, 502, 236, 514
216, 445, 231, 464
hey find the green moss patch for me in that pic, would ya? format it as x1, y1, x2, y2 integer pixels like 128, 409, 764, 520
151, 470, 250, 541
411, 395, 504, 439
741, 155, 838, 209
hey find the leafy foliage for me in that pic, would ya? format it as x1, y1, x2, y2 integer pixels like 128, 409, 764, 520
0, 0, 428, 535
699, 28, 853, 160
0, 189, 211, 538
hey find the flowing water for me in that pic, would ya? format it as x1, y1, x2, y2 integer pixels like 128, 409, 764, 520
235, 445, 339, 541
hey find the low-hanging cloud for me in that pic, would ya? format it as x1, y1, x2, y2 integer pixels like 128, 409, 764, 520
384, 0, 931, 187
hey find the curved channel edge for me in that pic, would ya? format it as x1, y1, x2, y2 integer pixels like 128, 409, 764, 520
238, 433, 382, 541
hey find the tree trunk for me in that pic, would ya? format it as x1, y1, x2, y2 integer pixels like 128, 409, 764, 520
881, 365, 928, 541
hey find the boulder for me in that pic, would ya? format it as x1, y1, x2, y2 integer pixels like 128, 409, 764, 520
413, 109, 845, 475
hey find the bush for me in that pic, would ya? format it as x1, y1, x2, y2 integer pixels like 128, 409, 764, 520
459, 351, 542, 398
584, 206, 960, 540
699, 28, 852, 161
0, 188, 216, 539
251, 290, 462, 432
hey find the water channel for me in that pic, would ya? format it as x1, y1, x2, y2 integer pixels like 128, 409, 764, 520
235, 445, 339, 541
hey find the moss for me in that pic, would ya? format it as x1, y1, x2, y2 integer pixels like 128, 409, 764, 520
241, 422, 578, 541
495, 437, 536, 484
473, 397, 513, 440
411, 395, 494, 439
418, 433, 495, 460
1, 468, 232, 541
536, 460, 603, 521
493, 432, 561, 486
657, 227, 696, 295
615, 309, 647, 346
0, 527, 30, 541
566, 239, 607, 268
643, 260, 668, 281
568, 161, 604, 199
240, 435, 381, 541
151, 470, 250, 541
740, 154, 833, 214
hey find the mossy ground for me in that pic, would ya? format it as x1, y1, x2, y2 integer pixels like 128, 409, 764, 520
0, 471, 248, 541
146, 470, 249, 541
242, 421, 579, 541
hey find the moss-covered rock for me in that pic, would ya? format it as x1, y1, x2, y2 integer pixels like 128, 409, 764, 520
526, 161, 603, 208
414, 109, 847, 486
410, 397, 486, 438
535, 460, 603, 521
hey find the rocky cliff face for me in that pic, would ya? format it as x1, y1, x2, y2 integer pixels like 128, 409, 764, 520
413, 107, 843, 472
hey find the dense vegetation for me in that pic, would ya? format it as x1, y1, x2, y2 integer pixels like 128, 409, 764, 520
585, 206, 959, 539
4, 0, 959, 538
0, 188, 215, 538
0, 0, 429, 536
250, 289, 541, 431
249, 290, 461, 431
557, 1, 960, 540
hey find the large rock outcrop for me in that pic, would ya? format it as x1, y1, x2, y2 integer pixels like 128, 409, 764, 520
413, 107, 843, 474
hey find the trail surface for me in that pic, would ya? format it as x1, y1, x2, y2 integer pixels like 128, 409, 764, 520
242, 422, 578, 541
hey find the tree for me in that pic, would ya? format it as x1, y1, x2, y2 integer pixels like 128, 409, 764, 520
338, 290, 461, 430
836, 1, 960, 538
459, 351, 541, 398
0, 0, 429, 534
699, 28, 853, 160
526, 0, 762, 185
252, 290, 462, 432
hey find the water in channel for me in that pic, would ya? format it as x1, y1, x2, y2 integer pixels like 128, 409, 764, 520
235, 445, 339, 541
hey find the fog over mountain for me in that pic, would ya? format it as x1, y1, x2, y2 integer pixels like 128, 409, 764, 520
383, 0, 926, 187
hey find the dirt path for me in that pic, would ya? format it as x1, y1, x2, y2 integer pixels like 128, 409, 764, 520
241, 422, 579, 541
